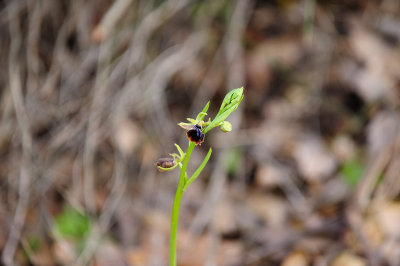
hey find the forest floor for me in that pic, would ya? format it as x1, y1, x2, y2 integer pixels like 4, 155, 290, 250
1, 0, 400, 265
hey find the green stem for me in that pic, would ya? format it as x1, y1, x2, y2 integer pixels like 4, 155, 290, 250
169, 141, 195, 266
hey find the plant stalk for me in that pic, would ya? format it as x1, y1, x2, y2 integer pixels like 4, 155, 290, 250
169, 141, 195, 266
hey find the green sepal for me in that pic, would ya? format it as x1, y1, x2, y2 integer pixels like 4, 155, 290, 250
195, 112, 207, 121
195, 101, 210, 121
186, 118, 197, 124
157, 163, 179, 172
200, 118, 211, 127
174, 143, 185, 159
169, 153, 180, 159
178, 122, 192, 130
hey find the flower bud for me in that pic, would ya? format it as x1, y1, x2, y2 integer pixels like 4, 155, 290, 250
156, 158, 176, 171
219, 121, 232, 132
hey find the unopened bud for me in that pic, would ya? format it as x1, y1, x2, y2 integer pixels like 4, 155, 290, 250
219, 121, 232, 132
156, 158, 176, 171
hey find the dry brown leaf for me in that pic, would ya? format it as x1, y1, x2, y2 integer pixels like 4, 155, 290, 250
125, 247, 149, 266
282, 251, 309, 266
246, 193, 289, 227
316, 177, 351, 205
52, 239, 76, 265
216, 240, 243, 266
375, 201, 400, 239
213, 200, 237, 236
144, 211, 170, 235
95, 242, 126, 266
179, 231, 210, 266
331, 251, 366, 266
294, 135, 336, 182
367, 111, 400, 157
331, 135, 357, 162
347, 21, 394, 103
255, 163, 288, 189
362, 215, 384, 249
114, 119, 140, 156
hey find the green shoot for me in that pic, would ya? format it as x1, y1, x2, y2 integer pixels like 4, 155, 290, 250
156, 87, 244, 266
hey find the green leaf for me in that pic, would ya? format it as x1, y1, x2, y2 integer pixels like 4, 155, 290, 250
183, 148, 212, 191
217, 87, 243, 117
54, 207, 91, 240
201, 101, 210, 113
204, 104, 237, 134
203, 87, 244, 134
340, 159, 364, 188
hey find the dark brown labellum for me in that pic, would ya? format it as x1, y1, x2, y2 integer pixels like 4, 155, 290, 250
186, 124, 205, 146
156, 157, 176, 170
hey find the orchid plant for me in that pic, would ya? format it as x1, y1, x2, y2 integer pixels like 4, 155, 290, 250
156, 87, 244, 266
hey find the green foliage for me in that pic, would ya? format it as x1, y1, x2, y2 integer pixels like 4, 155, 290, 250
196, 101, 209, 121
225, 148, 242, 176
27, 236, 42, 252
340, 159, 364, 188
203, 87, 244, 134
177, 88, 244, 137
54, 207, 91, 240
183, 148, 212, 191
160, 87, 244, 266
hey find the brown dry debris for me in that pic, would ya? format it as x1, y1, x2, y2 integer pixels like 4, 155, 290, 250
1, 0, 400, 265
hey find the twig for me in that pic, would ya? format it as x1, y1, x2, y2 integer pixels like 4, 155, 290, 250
2, 6, 34, 265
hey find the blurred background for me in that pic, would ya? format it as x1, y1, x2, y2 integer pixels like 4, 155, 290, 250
1, 0, 400, 265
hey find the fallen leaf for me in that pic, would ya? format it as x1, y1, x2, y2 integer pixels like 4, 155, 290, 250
294, 135, 337, 182
282, 251, 309, 266
331, 251, 366, 266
